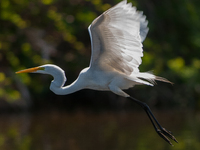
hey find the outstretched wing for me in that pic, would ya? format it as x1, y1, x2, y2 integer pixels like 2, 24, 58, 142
88, 0, 149, 75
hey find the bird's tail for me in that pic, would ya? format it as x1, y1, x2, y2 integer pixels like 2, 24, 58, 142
128, 72, 172, 86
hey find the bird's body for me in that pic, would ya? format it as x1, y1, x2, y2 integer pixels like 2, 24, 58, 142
45, 0, 169, 96
16, 0, 178, 145
49, 65, 135, 96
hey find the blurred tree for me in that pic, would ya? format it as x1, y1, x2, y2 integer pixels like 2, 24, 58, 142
0, 0, 200, 111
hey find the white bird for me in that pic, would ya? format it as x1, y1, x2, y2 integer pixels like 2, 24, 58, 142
16, 0, 178, 145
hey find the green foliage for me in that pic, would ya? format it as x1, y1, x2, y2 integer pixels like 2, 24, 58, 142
0, 0, 200, 109
133, 0, 200, 109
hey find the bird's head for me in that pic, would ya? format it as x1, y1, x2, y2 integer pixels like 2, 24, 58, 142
16, 64, 66, 87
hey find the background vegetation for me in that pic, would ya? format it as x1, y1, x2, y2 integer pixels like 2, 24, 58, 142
0, 0, 200, 111
1, 0, 200, 149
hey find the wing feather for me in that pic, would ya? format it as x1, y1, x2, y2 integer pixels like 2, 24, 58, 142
88, 0, 149, 75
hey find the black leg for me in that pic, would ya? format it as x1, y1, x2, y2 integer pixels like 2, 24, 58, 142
128, 96, 178, 146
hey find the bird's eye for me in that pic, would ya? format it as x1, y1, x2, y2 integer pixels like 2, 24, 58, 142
39, 67, 45, 70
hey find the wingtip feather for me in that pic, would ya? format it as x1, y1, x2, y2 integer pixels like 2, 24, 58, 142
155, 76, 174, 85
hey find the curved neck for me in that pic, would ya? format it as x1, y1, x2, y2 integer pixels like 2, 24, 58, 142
50, 78, 83, 95
43, 65, 86, 95
49, 68, 84, 95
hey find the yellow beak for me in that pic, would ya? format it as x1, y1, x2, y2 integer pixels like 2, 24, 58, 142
16, 67, 43, 74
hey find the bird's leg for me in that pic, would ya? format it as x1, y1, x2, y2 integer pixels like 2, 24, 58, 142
128, 96, 178, 146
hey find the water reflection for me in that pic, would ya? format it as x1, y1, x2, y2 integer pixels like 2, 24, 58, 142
0, 110, 199, 150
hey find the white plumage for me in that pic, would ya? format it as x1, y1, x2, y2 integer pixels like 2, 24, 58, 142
17, 0, 170, 96
16, 0, 177, 145
89, 0, 146, 74
86, 0, 170, 96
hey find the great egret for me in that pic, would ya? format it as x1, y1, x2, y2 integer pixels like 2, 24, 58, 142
16, 0, 178, 145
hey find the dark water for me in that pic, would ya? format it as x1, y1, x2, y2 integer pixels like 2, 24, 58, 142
0, 109, 199, 150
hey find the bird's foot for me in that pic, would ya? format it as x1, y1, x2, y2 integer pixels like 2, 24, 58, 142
156, 127, 178, 146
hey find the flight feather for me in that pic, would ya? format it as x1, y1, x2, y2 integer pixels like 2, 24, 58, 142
88, 0, 149, 75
